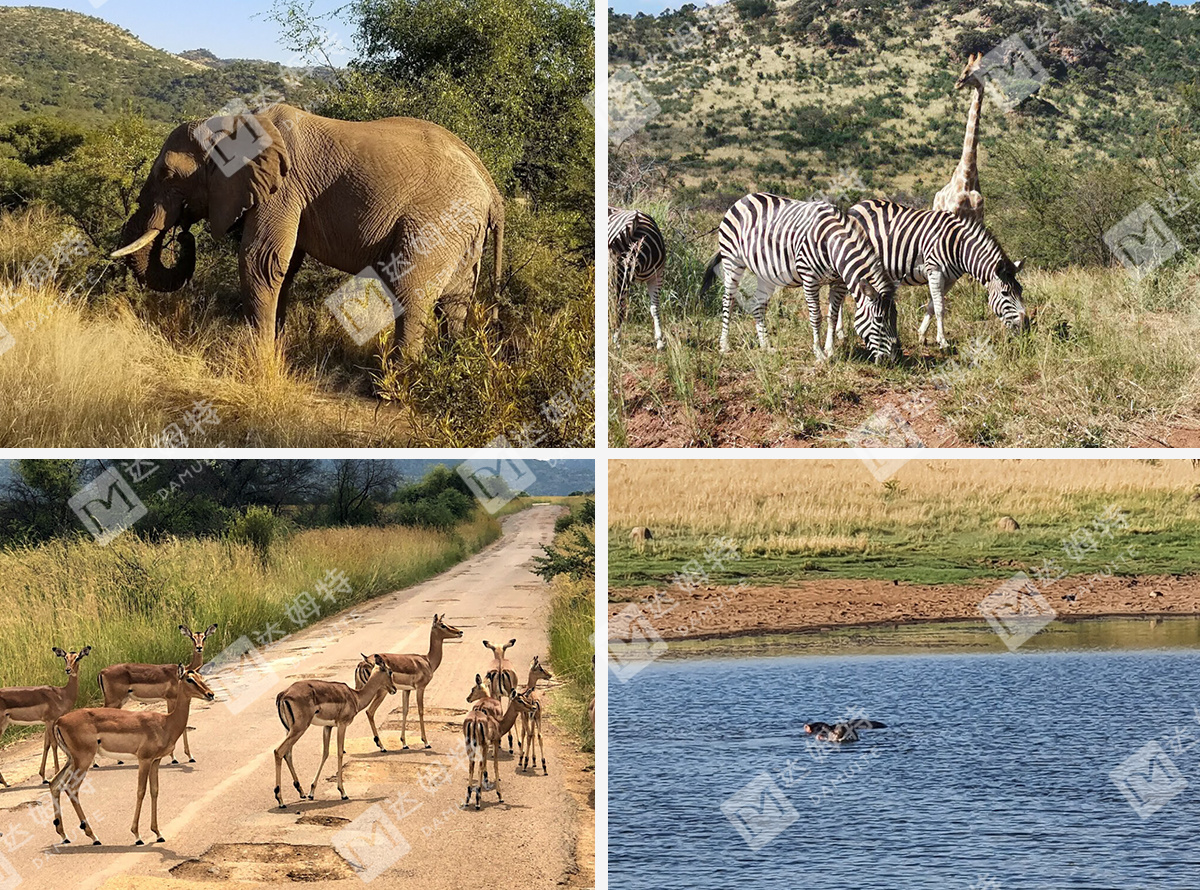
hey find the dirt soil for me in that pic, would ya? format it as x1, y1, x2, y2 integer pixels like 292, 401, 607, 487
616, 360, 1200, 449
609, 573, 1200, 640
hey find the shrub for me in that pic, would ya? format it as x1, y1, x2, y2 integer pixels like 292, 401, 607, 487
227, 505, 290, 565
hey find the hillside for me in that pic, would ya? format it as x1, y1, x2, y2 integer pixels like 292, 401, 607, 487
0, 6, 304, 125
609, 0, 1200, 208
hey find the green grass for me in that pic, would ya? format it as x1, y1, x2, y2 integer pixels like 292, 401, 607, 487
0, 513, 500, 749
545, 511, 595, 753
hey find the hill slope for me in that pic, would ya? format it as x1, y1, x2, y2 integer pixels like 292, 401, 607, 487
609, 0, 1200, 207
0, 6, 300, 124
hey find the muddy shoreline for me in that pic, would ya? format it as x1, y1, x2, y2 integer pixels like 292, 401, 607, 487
608, 573, 1200, 642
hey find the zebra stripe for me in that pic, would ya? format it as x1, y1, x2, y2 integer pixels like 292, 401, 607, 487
608, 207, 667, 350
845, 199, 1027, 347
699, 193, 901, 363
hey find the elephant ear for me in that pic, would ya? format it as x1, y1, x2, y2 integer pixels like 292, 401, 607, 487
193, 111, 290, 239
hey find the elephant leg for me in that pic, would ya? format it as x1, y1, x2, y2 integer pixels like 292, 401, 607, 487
238, 217, 298, 345
276, 248, 307, 337
384, 257, 450, 363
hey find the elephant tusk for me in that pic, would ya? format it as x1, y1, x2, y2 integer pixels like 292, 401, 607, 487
110, 228, 164, 259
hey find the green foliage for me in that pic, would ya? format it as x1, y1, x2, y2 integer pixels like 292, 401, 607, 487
0, 117, 85, 167
733, 0, 775, 20
554, 496, 595, 534
227, 505, 291, 565
533, 525, 595, 581
393, 466, 478, 529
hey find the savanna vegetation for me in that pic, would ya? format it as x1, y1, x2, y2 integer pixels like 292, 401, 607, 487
0, 458, 517, 748
0, 0, 594, 446
609, 458, 1200, 587
609, 0, 1200, 447
538, 496, 596, 751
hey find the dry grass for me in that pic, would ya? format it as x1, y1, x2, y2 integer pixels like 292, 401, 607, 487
610, 458, 1200, 539
0, 516, 501, 705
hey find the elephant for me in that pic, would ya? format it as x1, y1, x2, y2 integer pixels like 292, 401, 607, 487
112, 103, 505, 358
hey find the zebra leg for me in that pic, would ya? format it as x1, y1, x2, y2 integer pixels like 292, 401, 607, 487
752, 279, 774, 350
718, 262, 745, 354
647, 270, 665, 351
825, 282, 849, 359
925, 269, 950, 348
803, 281, 824, 361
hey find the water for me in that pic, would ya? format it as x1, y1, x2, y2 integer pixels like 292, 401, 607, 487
609, 620, 1200, 889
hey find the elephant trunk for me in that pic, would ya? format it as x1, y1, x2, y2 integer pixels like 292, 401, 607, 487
115, 204, 196, 293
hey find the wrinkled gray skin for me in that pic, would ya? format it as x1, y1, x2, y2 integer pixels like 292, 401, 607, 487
114, 103, 505, 356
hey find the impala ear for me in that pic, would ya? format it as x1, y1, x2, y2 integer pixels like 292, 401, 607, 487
179, 625, 192, 638
482, 640, 492, 649
78, 646, 92, 658
507, 638, 517, 648
52, 647, 66, 658
177, 664, 187, 679
475, 673, 483, 684
205, 624, 218, 636
361, 653, 371, 663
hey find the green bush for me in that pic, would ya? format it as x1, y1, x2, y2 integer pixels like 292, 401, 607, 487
227, 506, 291, 566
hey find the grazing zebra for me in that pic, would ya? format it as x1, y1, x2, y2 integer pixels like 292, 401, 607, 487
699, 193, 901, 363
838, 199, 1027, 348
608, 207, 667, 350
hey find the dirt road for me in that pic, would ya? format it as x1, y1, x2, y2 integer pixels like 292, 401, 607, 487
0, 505, 590, 890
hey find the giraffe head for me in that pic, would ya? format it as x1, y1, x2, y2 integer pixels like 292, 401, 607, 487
954, 52, 985, 90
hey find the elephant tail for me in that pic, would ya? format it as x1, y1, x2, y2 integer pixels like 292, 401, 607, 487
490, 200, 505, 299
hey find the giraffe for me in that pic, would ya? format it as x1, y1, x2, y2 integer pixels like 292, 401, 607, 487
932, 52, 986, 223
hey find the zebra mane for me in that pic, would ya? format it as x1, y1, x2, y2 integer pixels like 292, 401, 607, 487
944, 211, 1014, 272
830, 203, 891, 293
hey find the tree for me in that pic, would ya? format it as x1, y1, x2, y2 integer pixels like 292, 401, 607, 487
0, 459, 83, 543
324, 459, 403, 524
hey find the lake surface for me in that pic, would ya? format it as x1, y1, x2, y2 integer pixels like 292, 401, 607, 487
609, 620, 1200, 889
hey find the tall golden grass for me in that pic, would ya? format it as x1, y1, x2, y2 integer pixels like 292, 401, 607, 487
609, 459, 1200, 539
0, 516, 499, 711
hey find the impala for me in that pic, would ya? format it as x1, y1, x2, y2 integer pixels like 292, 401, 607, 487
273, 657, 397, 809
50, 666, 216, 846
356, 613, 463, 752
98, 623, 217, 764
517, 656, 553, 775
0, 647, 92, 786
466, 672, 503, 720
482, 638, 519, 753
462, 689, 536, 811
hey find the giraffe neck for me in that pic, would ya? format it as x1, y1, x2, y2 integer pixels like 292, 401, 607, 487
957, 83, 984, 189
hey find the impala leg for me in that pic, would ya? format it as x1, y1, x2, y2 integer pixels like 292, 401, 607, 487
183, 725, 194, 763
492, 742, 503, 804
40, 721, 55, 782
133, 760, 150, 844
464, 728, 476, 808
274, 725, 306, 808
336, 724, 349, 800
536, 713, 547, 775
149, 759, 165, 842
417, 687, 430, 748
366, 696, 386, 752
309, 726, 332, 800
66, 763, 97, 845
49, 761, 70, 843
400, 690, 411, 749
0, 715, 8, 786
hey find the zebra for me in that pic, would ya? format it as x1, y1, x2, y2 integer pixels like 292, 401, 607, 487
699, 193, 901, 363
608, 207, 667, 350
836, 199, 1027, 348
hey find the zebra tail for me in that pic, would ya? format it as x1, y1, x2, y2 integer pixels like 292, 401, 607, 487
699, 252, 722, 300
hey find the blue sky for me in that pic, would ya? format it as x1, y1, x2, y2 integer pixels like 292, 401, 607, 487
0, 1, 351, 61
610, 0, 1197, 17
